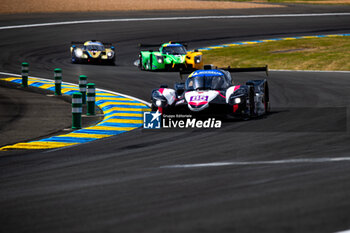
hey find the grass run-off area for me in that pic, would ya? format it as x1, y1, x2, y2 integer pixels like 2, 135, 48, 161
202, 37, 350, 71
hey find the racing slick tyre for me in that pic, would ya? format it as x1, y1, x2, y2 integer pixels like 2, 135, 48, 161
151, 105, 158, 111
248, 85, 255, 117
108, 58, 115, 66
139, 54, 144, 70
71, 55, 78, 64
264, 82, 270, 113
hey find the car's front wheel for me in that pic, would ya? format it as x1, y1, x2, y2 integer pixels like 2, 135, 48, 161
248, 86, 255, 117
139, 54, 144, 70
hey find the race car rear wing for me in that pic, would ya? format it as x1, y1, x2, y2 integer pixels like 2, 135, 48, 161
179, 64, 268, 80
138, 41, 188, 48
71, 41, 84, 45
219, 65, 269, 76
71, 41, 114, 48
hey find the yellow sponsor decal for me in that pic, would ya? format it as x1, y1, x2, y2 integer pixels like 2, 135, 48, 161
88, 51, 102, 58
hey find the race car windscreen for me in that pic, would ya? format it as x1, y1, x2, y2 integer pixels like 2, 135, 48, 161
85, 45, 105, 51
186, 76, 230, 91
162, 46, 187, 55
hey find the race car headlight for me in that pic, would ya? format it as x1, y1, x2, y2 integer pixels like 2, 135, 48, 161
194, 55, 202, 64
152, 90, 166, 106
107, 51, 114, 58
155, 55, 164, 64
234, 97, 241, 104
155, 100, 162, 107
75, 48, 83, 58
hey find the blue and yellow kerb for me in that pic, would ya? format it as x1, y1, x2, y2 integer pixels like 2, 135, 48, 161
195, 34, 350, 51
0, 77, 150, 151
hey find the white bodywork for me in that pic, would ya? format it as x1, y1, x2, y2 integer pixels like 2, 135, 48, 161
225, 85, 240, 104
160, 88, 176, 105
184, 90, 219, 112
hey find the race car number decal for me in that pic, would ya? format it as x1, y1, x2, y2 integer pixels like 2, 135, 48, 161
190, 95, 209, 102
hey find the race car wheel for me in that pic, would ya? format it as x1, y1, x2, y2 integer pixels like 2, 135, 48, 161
71, 57, 80, 64
248, 86, 255, 117
146, 60, 152, 71
108, 58, 115, 66
264, 82, 270, 113
151, 104, 158, 111
139, 54, 144, 70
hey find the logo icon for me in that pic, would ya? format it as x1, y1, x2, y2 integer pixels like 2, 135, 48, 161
143, 110, 162, 129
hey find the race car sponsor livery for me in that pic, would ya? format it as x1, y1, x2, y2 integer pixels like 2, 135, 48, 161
151, 65, 270, 119
139, 41, 203, 71
70, 40, 115, 64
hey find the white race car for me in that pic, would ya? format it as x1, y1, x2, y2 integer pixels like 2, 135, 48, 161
151, 65, 270, 119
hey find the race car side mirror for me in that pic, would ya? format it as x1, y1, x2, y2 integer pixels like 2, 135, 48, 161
174, 82, 185, 90
174, 83, 185, 96
203, 64, 215, 70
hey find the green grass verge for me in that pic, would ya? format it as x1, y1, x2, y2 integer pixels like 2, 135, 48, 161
202, 37, 350, 71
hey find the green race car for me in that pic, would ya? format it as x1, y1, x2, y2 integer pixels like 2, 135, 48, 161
138, 42, 203, 71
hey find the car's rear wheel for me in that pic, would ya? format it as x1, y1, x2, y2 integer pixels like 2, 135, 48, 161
264, 82, 270, 113
71, 57, 80, 64
139, 54, 144, 70
146, 60, 151, 70
248, 86, 255, 117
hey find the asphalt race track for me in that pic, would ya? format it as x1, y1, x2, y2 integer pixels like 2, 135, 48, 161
1, 5, 350, 233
